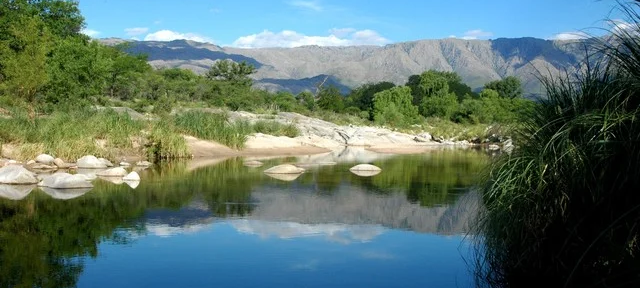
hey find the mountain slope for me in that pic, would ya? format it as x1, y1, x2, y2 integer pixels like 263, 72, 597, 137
110, 37, 589, 96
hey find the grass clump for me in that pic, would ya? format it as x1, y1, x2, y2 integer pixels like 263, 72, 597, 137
146, 118, 189, 160
252, 120, 300, 138
0, 108, 143, 160
474, 3, 640, 287
173, 111, 252, 149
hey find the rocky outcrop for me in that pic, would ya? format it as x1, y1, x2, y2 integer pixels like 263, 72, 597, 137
0, 165, 39, 184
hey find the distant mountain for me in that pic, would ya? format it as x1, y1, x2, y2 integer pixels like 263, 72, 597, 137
102, 37, 590, 97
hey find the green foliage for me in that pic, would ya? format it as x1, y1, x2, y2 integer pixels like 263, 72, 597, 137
484, 76, 523, 99
420, 92, 459, 119
205, 59, 255, 87
296, 91, 316, 111
316, 85, 344, 112
347, 81, 395, 119
406, 70, 450, 105
475, 4, 640, 287
146, 118, 190, 160
373, 86, 420, 127
0, 108, 143, 160
0, 15, 50, 108
252, 120, 300, 138
173, 111, 252, 149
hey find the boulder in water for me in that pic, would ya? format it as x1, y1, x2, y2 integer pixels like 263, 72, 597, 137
264, 164, 305, 174
96, 167, 128, 177
123, 171, 140, 181
77, 155, 107, 169
349, 164, 382, 172
38, 173, 93, 189
35, 154, 55, 165
0, 165, 39, 184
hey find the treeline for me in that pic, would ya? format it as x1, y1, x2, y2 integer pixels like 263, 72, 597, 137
0, 0, 533, 129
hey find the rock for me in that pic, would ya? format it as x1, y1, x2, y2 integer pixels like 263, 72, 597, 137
26, 160, 36, 165
349, 164, 382, 172
120, 162, 131, 167
99, 158, 114, 167
96, 167, 128, 177
136, 160, 153, 167
0, 165, 39, 184
243, 160, 264, 167
38, 173, 93, 189
123, 171, 140, 181
265, 173, 302, 181
488, 144, 501, 151
77, 155, 107, 169
53, 158, 76, 169
470, 137, 482, 144
264, 164, 305, 174
29, 163, 57, 170
40, 187, 92, 200
0, 184, 35, 200
99, 176, 123, 185
294, 161, 338, 168
35, 154, 55, 165
503, 139, 514, 154
124, 180, 140, 189
350, 170, 381, 177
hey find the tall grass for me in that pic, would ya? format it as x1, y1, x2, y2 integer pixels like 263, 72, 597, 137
0, 108, 143, 160
474, 3, 640, 287
173, 111, 252, 149
252, 120, 300, 138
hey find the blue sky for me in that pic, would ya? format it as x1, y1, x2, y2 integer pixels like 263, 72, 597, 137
78, 0, 626, 47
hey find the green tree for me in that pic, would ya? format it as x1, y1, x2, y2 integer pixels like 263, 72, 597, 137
206, 59, 256, 87
0, 15, 50, 116
420, 92, 459, 119
45, 37, 111, 106
316, 85, 344, 112
406, 71, 450, 105
372, 86, 419, 127
484, 76, 523, 98
296, 91, 316, 111
347, 81, 395, 120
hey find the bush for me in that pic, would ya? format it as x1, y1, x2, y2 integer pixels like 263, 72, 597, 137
475, 5, 640, 287
373, 86, 420, 127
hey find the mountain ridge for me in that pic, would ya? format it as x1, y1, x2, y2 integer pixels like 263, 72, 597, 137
101, 37, 589, 96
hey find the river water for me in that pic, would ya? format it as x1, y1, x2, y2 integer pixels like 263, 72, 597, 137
0, 148, 487, 288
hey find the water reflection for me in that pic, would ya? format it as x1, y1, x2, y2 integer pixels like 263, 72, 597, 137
0, 149, 487, 288
40, 187, 93, 200
0, 184, 35, 200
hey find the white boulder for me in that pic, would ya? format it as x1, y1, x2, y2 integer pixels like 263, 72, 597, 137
264, 164, 305, 174
243, 160, 264, 167
35, 154, 55, 165
123, 171, 140, 181
136, 161, 153, 167
0, 165, 39, 184
99, 158, 114, 167
77, 155, 107, 169
40, 187, 92, 200
38, 173, 93, 189
349, 164, 382, 172
96, 167, 128, 177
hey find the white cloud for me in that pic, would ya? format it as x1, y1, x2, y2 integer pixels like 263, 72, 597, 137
144, 30, 214, 43
609, 19, 637, 34
329, 27, 356, 38
232, 29, 390, 48
450, 29, 493, 40
288, 0, 323, 11
124, 27, 149, 36
461, 29, 493, 40
231, 220, 385, 244
551, 31, 589, 40
81, 28, 100, 38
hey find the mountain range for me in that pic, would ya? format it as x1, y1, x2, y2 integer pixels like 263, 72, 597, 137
101, 37, 591, 97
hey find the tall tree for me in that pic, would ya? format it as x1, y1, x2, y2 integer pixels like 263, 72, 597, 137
484, 76, 523, 99
0, 15, 50, 116
206, 59, 256, 87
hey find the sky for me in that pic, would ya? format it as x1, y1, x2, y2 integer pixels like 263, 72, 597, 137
78, 0, 628, 48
